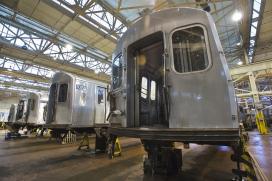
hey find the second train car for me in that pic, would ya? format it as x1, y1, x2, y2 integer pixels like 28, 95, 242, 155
45, 72, 109, 149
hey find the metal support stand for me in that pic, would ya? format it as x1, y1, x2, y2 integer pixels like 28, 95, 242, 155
107, 135, 122, 159
255, 111, 268, 134
78, 133, 89, 150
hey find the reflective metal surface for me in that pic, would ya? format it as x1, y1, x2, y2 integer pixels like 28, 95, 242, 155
46, 72, 109, 127
111, 8, 238, 131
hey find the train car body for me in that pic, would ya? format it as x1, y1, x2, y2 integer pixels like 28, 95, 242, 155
7, 104, 17, 124
15, 99, 28, 125
6, 103, 25, 132
108, 7, 240, 175
109, 8, 239, 143
46, 72, 109, 131
25, 92, 48, 127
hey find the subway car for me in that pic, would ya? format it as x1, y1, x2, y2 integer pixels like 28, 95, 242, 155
25, 92, 48, 129
45, 72, 109, 149
108, 8, 241, 175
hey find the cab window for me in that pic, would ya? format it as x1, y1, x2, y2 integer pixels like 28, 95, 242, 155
172, 26, 209, 73
97, 87, 105, 104
58, 84, 68, 102
112, 54, 122, 89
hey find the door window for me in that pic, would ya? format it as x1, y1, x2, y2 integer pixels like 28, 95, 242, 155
150, 81, 156, 101
31, 99, 35, 110
97, 87, 105, 104
58, 84, 68, 102
172, 26, 209, 73
112, 54, 122, 89
141, 77, 148, 99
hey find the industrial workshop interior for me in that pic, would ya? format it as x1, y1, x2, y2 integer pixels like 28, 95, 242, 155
0, 0, 271, 180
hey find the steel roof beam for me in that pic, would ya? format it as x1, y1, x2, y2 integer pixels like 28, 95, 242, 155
0, 68, 50, 83
43, 0, 118, 43
0, 81, 49, 91
230, 60, 272, 75
0, 40, 111, 83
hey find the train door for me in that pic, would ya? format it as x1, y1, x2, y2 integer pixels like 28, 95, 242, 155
95, 86, 107, 124
8, 104, 15, 123
46, 83, 58, 123
16, 100, 25, 121
127, 32, 167, 128
25, 98, 33, 123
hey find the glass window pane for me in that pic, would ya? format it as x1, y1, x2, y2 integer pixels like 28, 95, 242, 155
112, 54, 122, 89
97, 87, 105, 104
58, 84, 68, 102
150, 81, 156, 101
16, 100, 25, 120
172, 26, 209, 73
141, 77, 148, 99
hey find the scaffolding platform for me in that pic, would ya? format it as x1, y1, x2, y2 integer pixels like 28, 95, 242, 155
248, 131, 272, 181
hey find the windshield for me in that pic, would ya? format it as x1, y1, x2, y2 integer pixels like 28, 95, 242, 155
112, 54, 122, 89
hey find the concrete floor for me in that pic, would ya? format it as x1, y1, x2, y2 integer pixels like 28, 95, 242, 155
0, 130, 237, 181
248, 131, 272, 179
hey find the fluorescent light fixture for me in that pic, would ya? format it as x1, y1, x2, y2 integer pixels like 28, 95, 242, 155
237, 61, 243, 65
232, 11, 242, 21
65, 44, 73, 51
236, 42, 241, 46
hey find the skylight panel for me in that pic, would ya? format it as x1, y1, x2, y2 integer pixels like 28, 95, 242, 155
253, 1, 261, 11
252, 21, 258, 28
252, 11, 259, 19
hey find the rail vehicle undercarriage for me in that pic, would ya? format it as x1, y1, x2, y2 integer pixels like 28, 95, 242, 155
47, 125, 108, 152
108, 127, 257, 180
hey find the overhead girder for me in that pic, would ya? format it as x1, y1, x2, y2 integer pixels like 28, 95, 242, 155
236, 91, 272, 97
0, 41, 111, 83
0, 67, 50, 83
0, 81, 49, 91
0, 0, 116, 58
43, 0, 119, 42
230, 60, 272, 76
0, 5, 111, 64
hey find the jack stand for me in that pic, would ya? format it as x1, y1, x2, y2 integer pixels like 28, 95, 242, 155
0, 122, 5, 129
256, 111, 268, 134
142, 140, 182, 175
107, 135, 122, 159
78, 133, 89, 150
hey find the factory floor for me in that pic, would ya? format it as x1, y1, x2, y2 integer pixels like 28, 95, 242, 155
248, 131, 272, 180
0, 130, 238, 181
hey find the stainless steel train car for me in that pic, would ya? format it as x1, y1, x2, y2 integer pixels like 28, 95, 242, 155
108, 8, 241, 174
6, 101, 26, 132
15, 99, 28, 124
7, 104, 17, 124
45, 72, 109, 149
25, 92, 48, 128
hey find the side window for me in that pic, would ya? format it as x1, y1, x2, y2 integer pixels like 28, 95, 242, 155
172, 26, 209, 73
97, 87, 105, 104
150, 81, 156, 101
58, 84, 68, 102
112, 54, 122, 89
28, 99, 35, 111
31, 99, 35, 110
141, 77, 148, 99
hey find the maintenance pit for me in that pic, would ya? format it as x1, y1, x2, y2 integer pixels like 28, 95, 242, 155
0, 130, 237, 181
